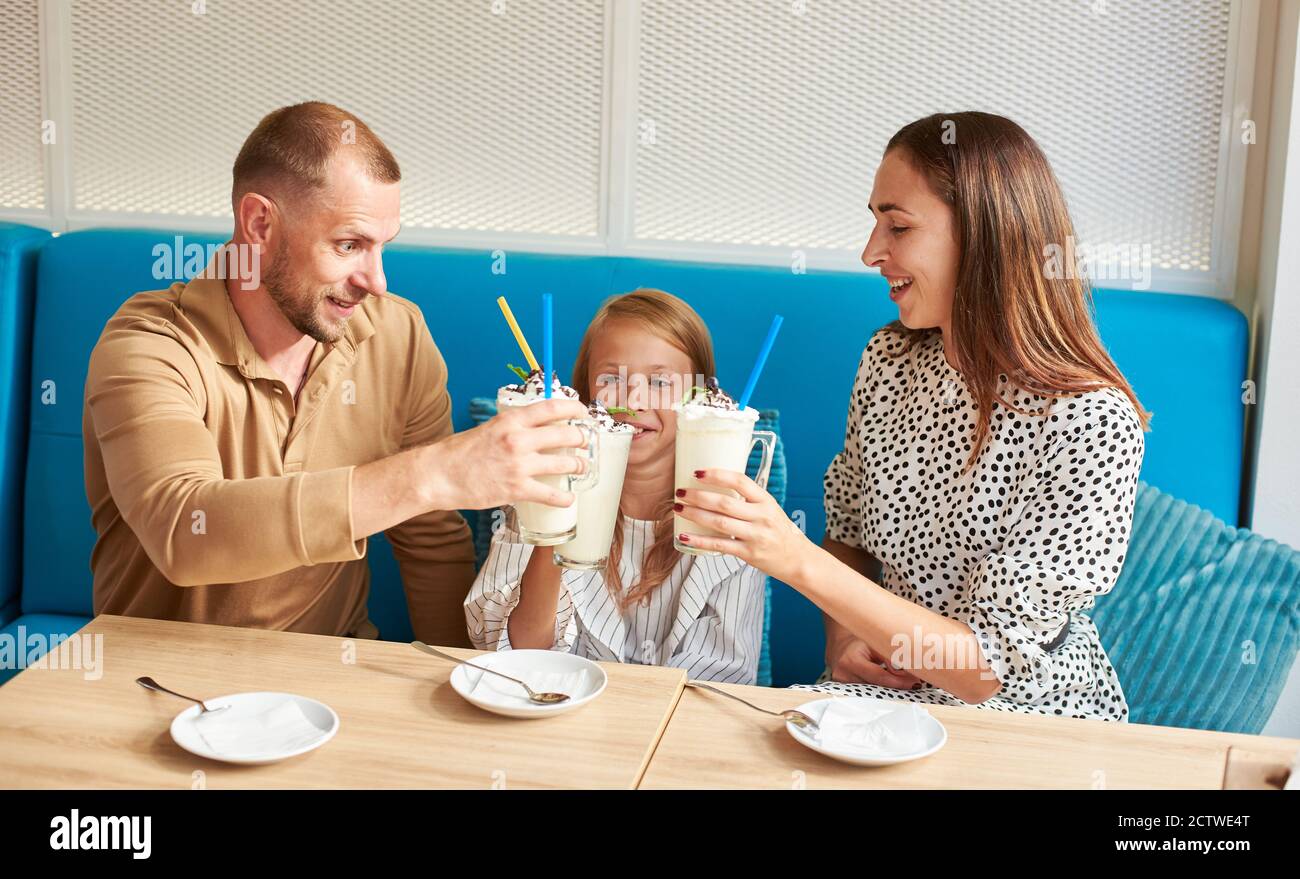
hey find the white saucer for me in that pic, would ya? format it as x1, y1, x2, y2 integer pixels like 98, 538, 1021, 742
449, 649, 607, 718
785, 696, 947, 766
169, 691, 339, 765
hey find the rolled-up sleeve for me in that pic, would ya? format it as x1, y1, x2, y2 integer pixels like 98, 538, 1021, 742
464, 511, 577, 652
961, 403, 1145, 703
383, 308, 477, 647
85, 317, 366, 588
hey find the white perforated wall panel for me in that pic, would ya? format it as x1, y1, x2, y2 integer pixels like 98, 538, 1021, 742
65, 0, 606, 236
3, 0, 1254, 292
632, 0, 1233, 274
0, 0, 47, 211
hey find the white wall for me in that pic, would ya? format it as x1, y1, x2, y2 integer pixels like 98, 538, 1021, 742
0, 0, 1261, 293
1251, 0, 1300, 738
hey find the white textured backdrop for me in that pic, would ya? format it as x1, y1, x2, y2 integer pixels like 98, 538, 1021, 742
0, 0, 1255, 293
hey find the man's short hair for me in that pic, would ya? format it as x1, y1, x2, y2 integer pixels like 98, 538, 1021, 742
232, 101, 401, 209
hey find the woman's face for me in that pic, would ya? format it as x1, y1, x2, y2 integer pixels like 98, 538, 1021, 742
860, 148, 960, 332
587, 319, 695, 471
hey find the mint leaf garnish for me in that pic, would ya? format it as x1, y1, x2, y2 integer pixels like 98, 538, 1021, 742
682, 385, 709, 404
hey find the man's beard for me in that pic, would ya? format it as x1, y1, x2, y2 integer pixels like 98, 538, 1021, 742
261, 241, 349, 343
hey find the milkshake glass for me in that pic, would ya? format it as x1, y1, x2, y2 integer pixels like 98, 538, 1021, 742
496, 372, 599, 545
554, 402, 634, 570
673, 385, 775, 556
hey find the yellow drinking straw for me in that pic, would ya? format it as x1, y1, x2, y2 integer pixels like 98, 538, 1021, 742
496, 296, 540, 372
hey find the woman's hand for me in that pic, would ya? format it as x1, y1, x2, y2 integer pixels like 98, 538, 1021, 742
672, 468, 813, 583
825, 634, 922, 690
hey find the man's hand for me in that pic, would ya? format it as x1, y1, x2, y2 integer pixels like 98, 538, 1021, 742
423, 397, 592, 511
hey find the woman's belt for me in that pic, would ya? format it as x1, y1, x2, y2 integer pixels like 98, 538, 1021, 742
1042, 616, 1072, 653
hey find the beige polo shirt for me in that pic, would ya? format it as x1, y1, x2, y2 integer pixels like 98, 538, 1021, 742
83, 270, 477, 647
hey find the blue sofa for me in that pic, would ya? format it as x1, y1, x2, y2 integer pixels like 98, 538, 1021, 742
0, 225, 1255, 707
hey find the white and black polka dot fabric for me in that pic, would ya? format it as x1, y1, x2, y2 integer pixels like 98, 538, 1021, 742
797, 327, 1144, 721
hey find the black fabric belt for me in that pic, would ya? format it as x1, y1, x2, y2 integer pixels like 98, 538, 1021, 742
1042, 616, 1072, 653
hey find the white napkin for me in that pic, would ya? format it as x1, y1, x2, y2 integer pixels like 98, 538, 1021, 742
814, 698, 930, 756
194, 699, 328, 758
468, 664, 590, 706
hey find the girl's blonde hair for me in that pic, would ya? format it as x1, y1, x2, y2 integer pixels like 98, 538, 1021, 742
571, 288, 716, 608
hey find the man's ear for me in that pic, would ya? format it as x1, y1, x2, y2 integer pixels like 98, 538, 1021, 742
234, 190, 276, 249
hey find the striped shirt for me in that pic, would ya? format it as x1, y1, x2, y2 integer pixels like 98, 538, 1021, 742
465, 512, 766, 684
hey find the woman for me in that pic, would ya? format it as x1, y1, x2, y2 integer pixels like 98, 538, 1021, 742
675, 112, 1147, 720
465, 289, 767, 683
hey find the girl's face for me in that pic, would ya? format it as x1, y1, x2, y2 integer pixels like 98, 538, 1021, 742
860, 148, 960, 333
587, 318, 695, 470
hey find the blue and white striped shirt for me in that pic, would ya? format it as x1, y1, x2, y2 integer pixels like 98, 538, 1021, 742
465, 513, 765, 684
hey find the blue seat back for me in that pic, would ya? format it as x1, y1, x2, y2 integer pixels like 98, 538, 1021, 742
21, 230, 1249, 692
0, 223, 51, 625
23, 229, 205, 616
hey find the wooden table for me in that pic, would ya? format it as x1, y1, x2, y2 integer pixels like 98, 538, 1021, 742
1222, 742, 1299, 789
2, 615, 1297, 789
0, 614, 685, 789
637, 681, 1300, 789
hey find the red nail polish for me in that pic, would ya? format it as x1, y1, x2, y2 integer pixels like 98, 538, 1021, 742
678, 533, 690, 542
673, 503, 683, 512
694, 469, 705, 478
675, 488, 685, 498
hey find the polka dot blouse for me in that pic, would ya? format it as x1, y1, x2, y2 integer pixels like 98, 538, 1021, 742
796, 327, 1144, 721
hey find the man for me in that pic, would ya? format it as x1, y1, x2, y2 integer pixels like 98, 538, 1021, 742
83, 102, 587, 647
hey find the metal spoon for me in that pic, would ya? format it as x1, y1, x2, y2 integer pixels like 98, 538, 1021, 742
135, 676, 229, 714
410, 641, 570, 704
686, 680, 819, 733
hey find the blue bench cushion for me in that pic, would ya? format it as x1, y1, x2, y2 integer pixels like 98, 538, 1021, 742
22, 229, 1250, 693
1091, 482, 1300, 733
22, 433, 98, 616
24, 230, 192, 619
0, 613, 92, 687
0, 223, 50, 626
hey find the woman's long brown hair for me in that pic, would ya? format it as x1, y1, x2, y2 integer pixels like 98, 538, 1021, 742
571, 289, 717, 608
884, 112, 1150, 467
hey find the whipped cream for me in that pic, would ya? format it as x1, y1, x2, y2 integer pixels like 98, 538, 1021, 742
499, 369, 579, 405
674, 377, 757, 422
587, 400, 635, 433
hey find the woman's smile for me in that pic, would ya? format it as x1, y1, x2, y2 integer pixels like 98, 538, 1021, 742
886, 274, 914, 302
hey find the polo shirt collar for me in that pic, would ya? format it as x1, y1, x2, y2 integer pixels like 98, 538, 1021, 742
178, 256, 376, 379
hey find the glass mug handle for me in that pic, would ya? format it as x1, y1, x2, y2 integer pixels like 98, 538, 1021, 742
749, 430, 776, 490
566, 419, 600, 491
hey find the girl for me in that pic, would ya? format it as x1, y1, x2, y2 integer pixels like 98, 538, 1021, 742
465, 289, 766, 683
675, 113, 1147, 720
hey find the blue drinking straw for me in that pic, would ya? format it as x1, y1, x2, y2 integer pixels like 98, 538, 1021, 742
542, 293, 554, 399
737, 314, 784, 411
